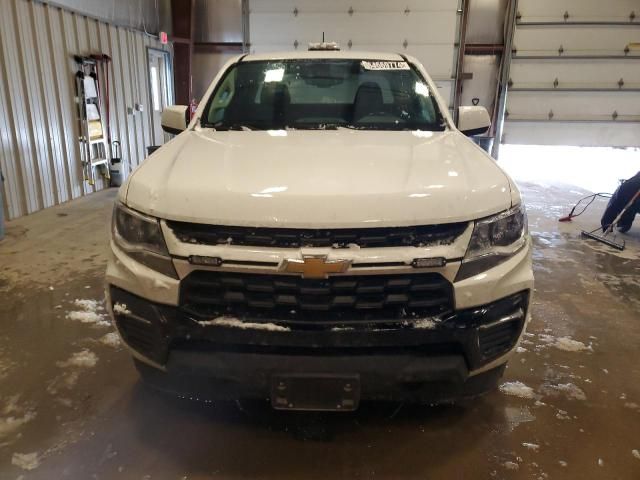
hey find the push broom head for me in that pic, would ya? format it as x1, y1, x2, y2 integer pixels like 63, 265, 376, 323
581, 228, 625, 251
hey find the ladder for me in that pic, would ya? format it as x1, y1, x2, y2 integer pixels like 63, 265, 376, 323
74, 56, 110, 186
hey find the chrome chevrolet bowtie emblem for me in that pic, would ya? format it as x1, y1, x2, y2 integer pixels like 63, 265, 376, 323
281, 255, 351, 279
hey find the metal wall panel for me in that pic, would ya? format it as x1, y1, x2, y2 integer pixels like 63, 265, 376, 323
36, 0, 160, 33
0, 0, 169, 220
503, 0, 640, 147
248, 0, 461, 107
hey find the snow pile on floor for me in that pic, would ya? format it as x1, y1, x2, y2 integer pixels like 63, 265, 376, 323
66, 299, 110, 327
537, 333, 556, 344
47, 371, 80, 396
499, 381, 535, 399
0, 396, 37, 441
0, 411, 36, 440
200, 317, 290, 332
73, 299, 101, 311
56, 349, 98, 369
100, 332, 121, 348
12, 452, 40, 470
543, 382, 587, 401
553, 337, 591, 352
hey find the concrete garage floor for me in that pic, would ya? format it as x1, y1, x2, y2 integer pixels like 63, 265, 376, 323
0, 183, 639, 479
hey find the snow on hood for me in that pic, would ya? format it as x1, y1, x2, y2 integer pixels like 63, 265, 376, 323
124, 129, 514, 227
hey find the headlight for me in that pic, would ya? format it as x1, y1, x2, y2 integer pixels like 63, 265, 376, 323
112, 203, 177, 278
456, 204, 527, 281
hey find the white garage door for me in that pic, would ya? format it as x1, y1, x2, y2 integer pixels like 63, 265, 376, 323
503, 0, 640, 147
248, 0, 460, 108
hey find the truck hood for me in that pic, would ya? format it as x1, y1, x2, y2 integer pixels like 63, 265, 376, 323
124, 129, 514, 227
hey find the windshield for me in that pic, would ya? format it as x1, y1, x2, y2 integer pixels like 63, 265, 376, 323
201, 59, 446, 131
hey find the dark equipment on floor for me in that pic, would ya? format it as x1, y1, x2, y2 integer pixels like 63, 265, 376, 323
600, 171, 640, 234
559, 171, 640, 251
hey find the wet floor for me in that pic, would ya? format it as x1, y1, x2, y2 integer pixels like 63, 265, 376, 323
0, 183, 639, 479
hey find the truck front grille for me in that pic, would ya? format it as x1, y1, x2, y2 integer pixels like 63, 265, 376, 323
180, 271, 454, 328
166, 222, 468, 248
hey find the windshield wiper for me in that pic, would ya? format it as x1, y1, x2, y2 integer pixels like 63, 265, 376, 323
293, 123, 358, 130
200, 121, 259, 131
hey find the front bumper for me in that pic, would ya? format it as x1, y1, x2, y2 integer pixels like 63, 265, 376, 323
107, 284, 529, 402
105, 236, 533, 402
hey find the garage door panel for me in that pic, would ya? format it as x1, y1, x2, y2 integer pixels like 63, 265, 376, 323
250, 11, 457, 46
249, 0, 459, 113
507, 91, 640, 118
503, 121, 640, 147
503, 0, 640, 147
514, 26, 638, 56
249, 0, 457, 14
517, 0, 639, 22
249, 43, 455, 81
510, 59, 640, 89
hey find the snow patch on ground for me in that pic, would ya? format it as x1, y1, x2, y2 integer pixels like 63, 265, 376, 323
537, 334, 556, 344
47, 371, 80, 395
56, 349, 98, 369
522, 442, 540, 451
100, 332, 121, 348
0, 411, 36, 440
200, 317, 290, 332
558, 460, 568, 467
331, 327, 354, 332
503, 461, 519, 470
73, 299, 103, 311
500, 381, 535, 399
543, 382, 587, 401
66, 299, 110, 327
632, 450, 640, 460
11, 452, 40, 471
553, 337, 591, 352
0, 396, 36, 441
516, 346, 527, 353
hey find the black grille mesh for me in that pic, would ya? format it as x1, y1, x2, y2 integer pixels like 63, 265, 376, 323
167, 222, 468, 248
180, 271, 454, 328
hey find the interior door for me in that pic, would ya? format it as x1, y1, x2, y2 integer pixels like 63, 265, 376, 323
147, 48, 173, 146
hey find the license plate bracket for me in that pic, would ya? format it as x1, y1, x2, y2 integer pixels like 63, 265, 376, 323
270, 374, 361, 411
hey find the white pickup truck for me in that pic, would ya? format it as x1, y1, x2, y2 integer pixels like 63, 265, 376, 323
106, 49, 533, 411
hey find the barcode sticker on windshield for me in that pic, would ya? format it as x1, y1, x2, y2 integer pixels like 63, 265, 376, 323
361, 61, 410, 71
